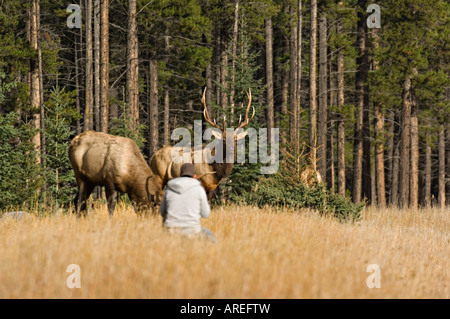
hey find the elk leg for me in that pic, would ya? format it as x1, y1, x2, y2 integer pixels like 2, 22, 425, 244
105, 182, 117, 217
73, 193, 79, 213
78, 181, 95, 217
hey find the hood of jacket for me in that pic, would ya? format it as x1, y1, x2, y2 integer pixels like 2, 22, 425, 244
167, 177, 201, 194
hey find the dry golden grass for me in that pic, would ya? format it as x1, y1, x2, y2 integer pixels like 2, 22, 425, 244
0, 203, 448, 298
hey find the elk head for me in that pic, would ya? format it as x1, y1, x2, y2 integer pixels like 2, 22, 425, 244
201, 88, 255, 164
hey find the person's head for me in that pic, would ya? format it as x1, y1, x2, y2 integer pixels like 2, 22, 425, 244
180, 163, 197, 179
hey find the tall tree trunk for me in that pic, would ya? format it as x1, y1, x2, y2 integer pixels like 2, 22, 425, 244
309, 0, 317, 170
372, 28, 385, 207
163, 27, 170, 146
229, 0, 239, 120
409, 97, 419, 209
362, 73, 371, 203
74, 2, 84, 135
390, 111, 400, 206
94, 0, 101, 131
214, 23, 221, 108
289, 5, 298, 151
126, 0, 139, 134
399, 73, 412, 207
296, 0, 303, 152
438, 124, 446, 208
336, 18, 346, 196
30, 0, 41, 163
280, 27, 289, 149
38, 45, 45, 162
37, 1, 45, 164
423, 134, 432, 207
85, 0, 93, 132
280, 3, 290, 151
317, 15, 327, 183
109, 87, 119, 130
100, 0, 109, 133
352, 0, 368, 204
75, 31, 82, 135
328, 49, 336, 193
148, 59, 159, 156
374, 102, 386, 207
446, 87, 450, 205
385, 111, 394, 203
220, 46, 228, 112
265, 17, 274, 138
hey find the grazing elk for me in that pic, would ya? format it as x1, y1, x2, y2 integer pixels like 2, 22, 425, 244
150, 88, 255, 201
69, 131, 161, 216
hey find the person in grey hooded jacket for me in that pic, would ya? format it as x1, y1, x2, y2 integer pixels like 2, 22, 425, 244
159, 163, 216, 242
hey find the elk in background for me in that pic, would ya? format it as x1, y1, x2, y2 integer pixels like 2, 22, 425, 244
150, 88, 255, 201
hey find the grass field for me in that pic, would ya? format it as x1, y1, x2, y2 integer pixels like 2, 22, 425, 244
0, 204, 448, 298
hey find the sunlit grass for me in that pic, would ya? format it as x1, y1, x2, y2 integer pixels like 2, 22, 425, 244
0, 204, 448, 298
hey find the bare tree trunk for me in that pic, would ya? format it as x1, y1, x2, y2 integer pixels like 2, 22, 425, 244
438, 124, 446, 208
385, 111, 394, 202
214, 23, 221, 108
148, 59, 159, 156
85, 0, 93, 131
374, 102, 386, 207
289, 5, 298, 151
74, 3, 83, 135
390, 111, 400, 206
336, 18, 345, 196
75, 40, 82, 135
372, 28, 385, 207
328, 50, 336, 193
265, 17, 274, 138
109, 86, 118, 130
163, 28, 170, 146
362, 76, 371, 203
220, 47, 228, 112
126, 0, 139, 133
94, 0, 101, 131
352, 0, 368, 204
37, 1, 45, 164
229, 0, 239, 120
423, 134, 431, 207
317, 15, 327, 184
30, 0, 41, 163
163, 84, 170, 145
38, 45, 45, 161
296, 0, 302, 152
309, 0, 317, 171
100, 0, 109, 133
446, 87, 450, 205
280, 31, 289, 148
93, 0, 101, 200
399, 73, 412, 208
409, 97, 419, 209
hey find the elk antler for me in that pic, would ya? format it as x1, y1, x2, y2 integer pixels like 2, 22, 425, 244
201, 88, 222, 131
235, 88, 255, 130
202, 88, 255, 131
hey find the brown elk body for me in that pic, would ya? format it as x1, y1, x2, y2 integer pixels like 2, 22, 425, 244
69, 131, 160, 216
150, 89, 255, 201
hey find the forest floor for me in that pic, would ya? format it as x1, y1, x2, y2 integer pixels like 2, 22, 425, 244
0, 204, 448, 298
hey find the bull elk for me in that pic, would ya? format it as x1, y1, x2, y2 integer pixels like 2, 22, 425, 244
69, 131, 160, 216
150, 88, 255, 201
